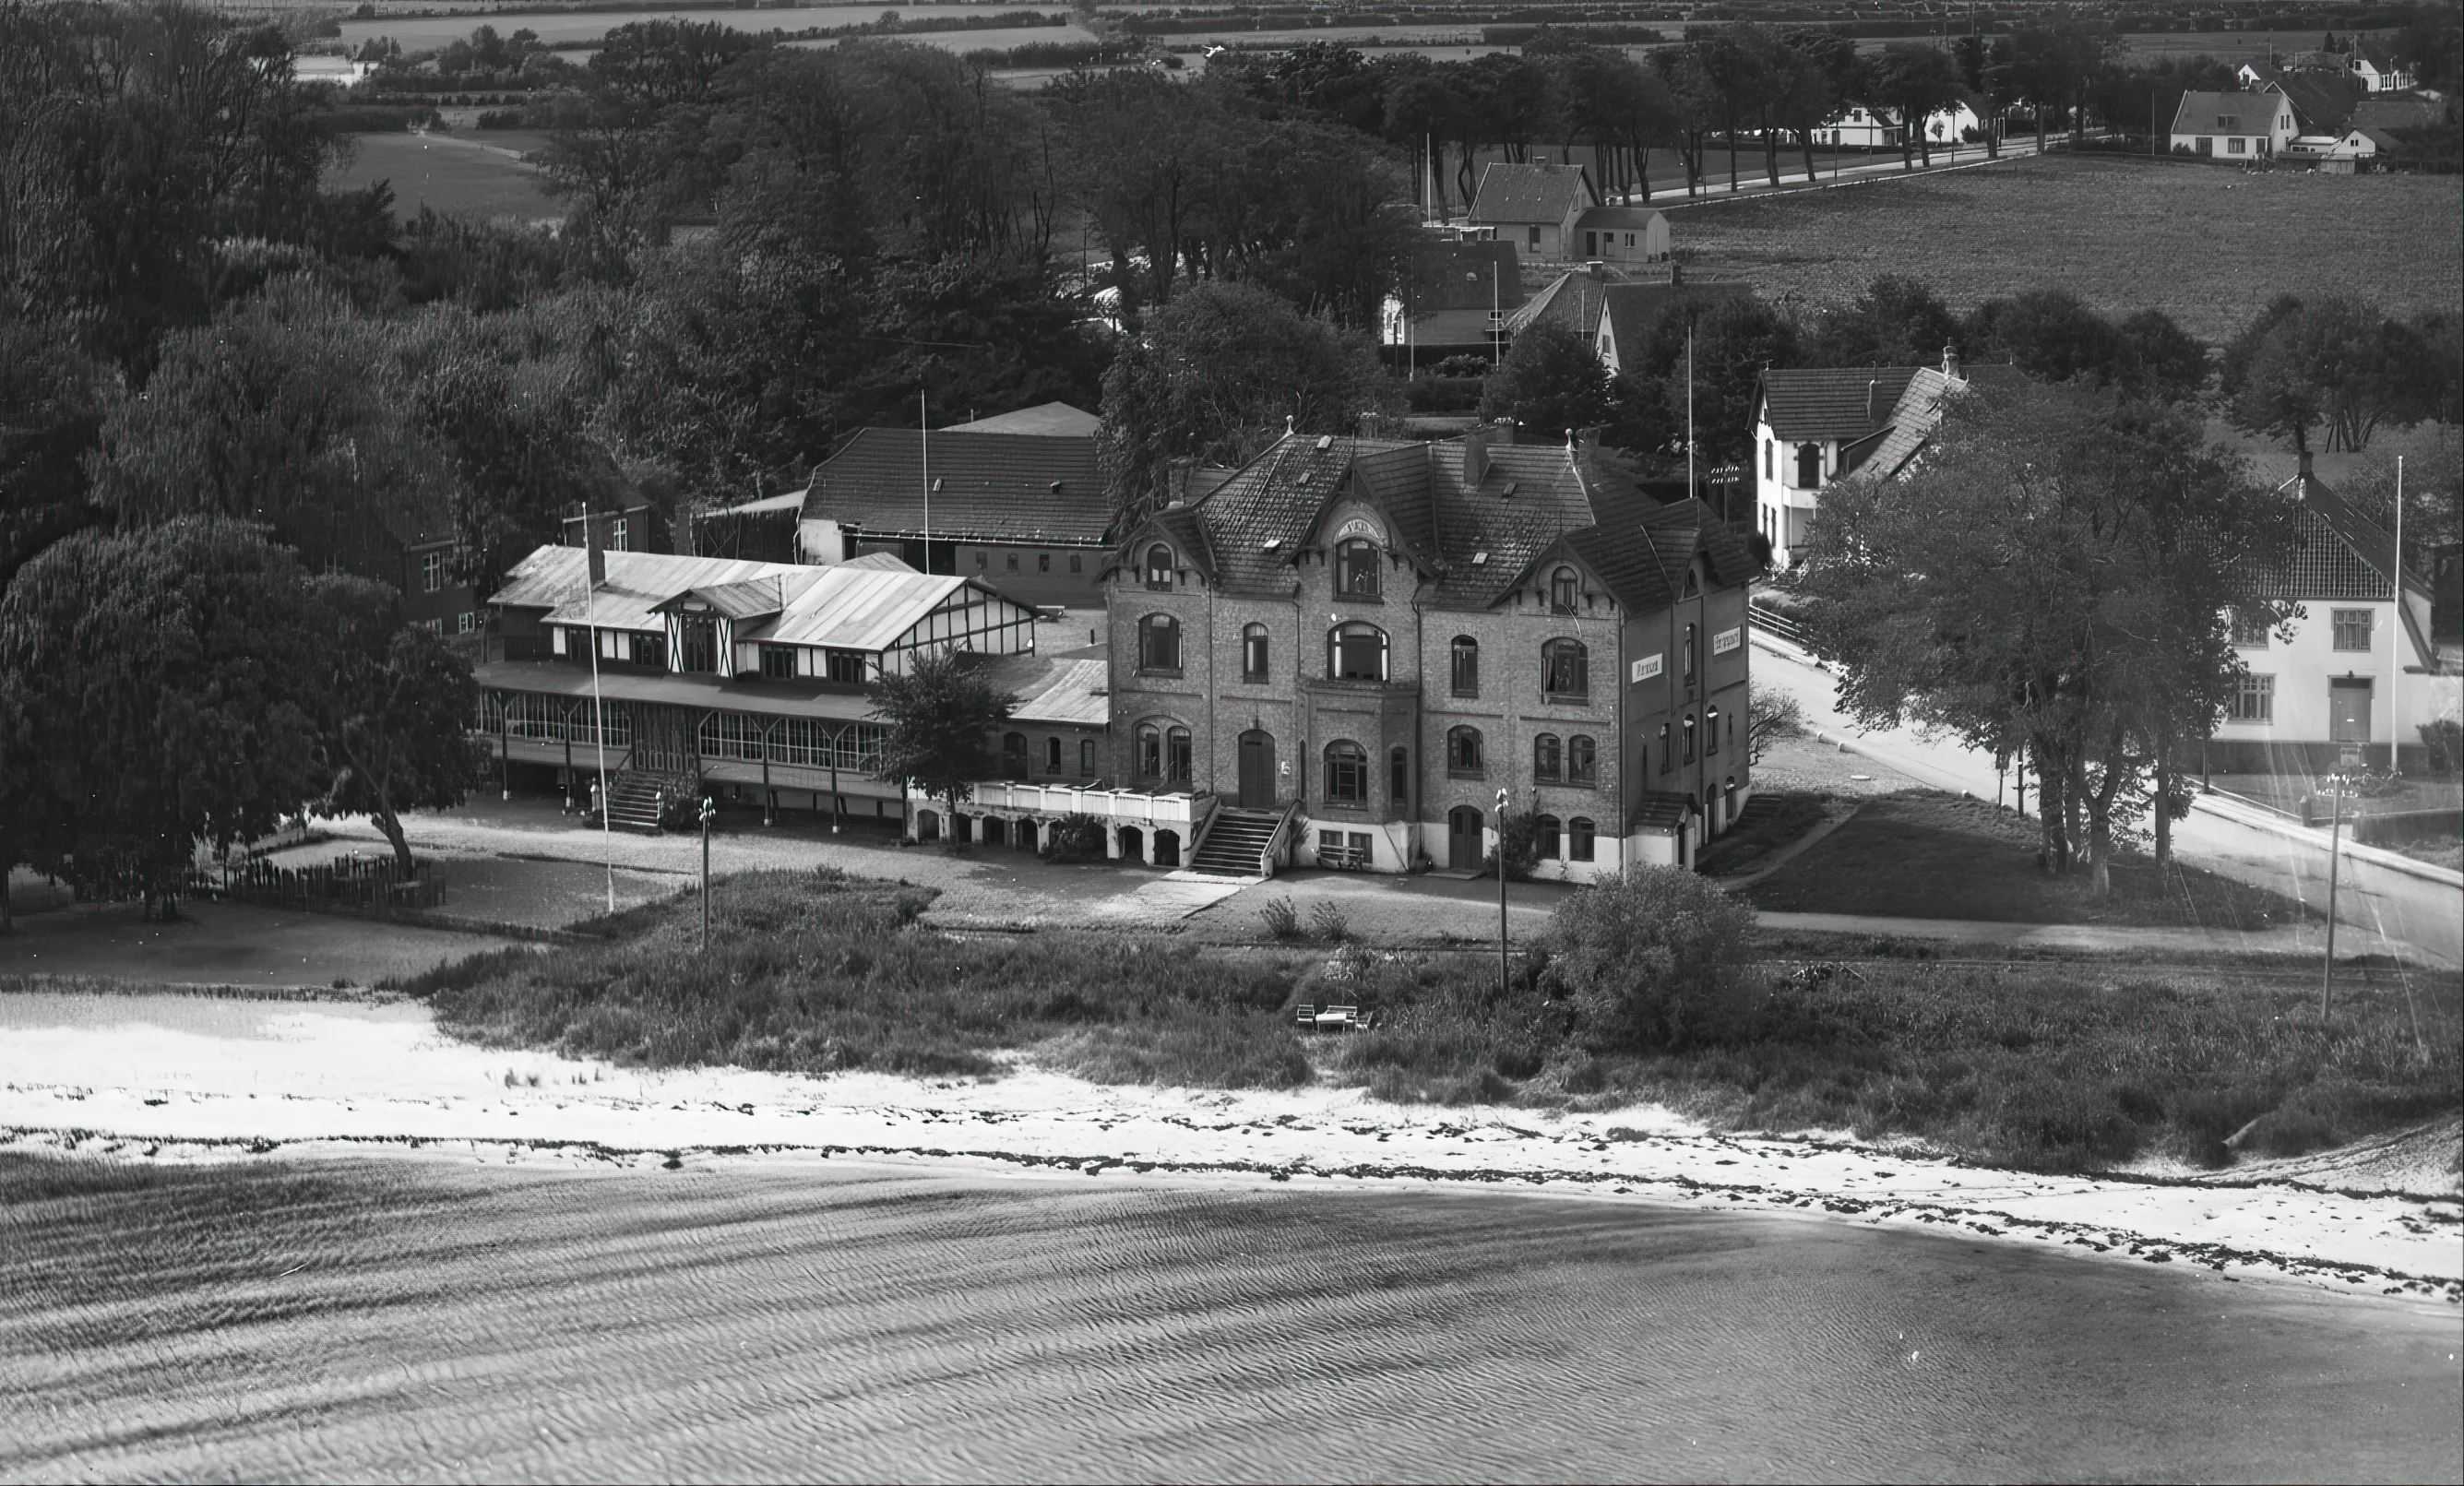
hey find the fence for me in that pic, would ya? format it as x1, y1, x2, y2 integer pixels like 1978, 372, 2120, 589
209, 852, 446, 914
1749, 598, 1810, 650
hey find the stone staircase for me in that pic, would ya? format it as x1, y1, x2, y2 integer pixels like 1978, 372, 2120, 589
1187, 807, 1285, 878
601, 769, 684, 834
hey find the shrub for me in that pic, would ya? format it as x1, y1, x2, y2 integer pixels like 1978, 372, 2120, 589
1307, 899, 1352, 943
1486, 812, 1548, 881
1540, 869, 1759, 1051
2420, 718, 2463, 775
1259, 896, 1303, 940
1040, 813, 1108, 864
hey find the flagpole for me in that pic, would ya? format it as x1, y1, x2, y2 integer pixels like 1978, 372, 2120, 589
920, 391, 932, 576
582, 505, 615, 914
1686, 321, 1697, 502
2392, 454, 2404, 773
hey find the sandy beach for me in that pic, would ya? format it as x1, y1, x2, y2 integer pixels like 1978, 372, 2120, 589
5, 988, 2456, 1306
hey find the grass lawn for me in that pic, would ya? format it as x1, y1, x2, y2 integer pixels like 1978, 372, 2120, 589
408, 862, 2458, 1175
329, 133, 562, 223
1673, 153, 2463, 343
1742, 790, 2307, 929
1695, 791, 1838, 879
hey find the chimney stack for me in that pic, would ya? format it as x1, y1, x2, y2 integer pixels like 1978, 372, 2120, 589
1463, 424, 1491, 485
2298, 448, 2315, 492
1943, 343, 1961, 381
1866, 376, 1880, 424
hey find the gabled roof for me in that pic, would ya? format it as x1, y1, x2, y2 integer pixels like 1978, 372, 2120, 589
841, 552, 916, 573
1405, 238, 1525, 314
493, 547, 808, 624
940, 401, 1101, 436
1598, 279, 1754, 362
2172, 89, 2289, 135
800, 428, 1109, 545
1504, 267, 1620, 338
2268, 71, 2363, 132
1423, 439, 1632, 609
2349, 125, 2404, 149
2353, 96, 2443, 129
1175, 434, 1422, 593
972, 653, 1109, 727
1572, 205, 1663, 233
1544, 497, 1759, 616
1756, 366, 1922, 444
652, 575, 795, 622
1468, 161, 1598, 225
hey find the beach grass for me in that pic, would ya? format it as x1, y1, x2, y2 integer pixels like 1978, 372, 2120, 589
399, 865, 2460, 1173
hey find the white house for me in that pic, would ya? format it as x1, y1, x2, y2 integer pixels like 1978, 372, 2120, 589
2211, 461, 2458, 774
2349, 44, 2415, 91
1749, 351, 1974, 569
2325, 125, 2402, 162
1467, 161, 1599, 262
2170, 88, 2300, 158
1815, 101, 1982, 149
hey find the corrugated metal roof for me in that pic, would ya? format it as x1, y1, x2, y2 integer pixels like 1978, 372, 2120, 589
759, 565, 1007, 653
942, 401, 1101, 436
974, 653, 1110, 727
495, 547, 813, 630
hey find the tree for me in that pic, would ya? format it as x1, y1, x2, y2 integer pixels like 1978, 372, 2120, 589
1631, 294, 1800, 467
2226, 295, 2437, 456
1479, 322, 1613, 439
1864, 44, 1963, 170
869, 648, 1014, 843
308, 577, 489, 874
1801, 275, 1962, 368
1769, 31, 1851, 184
0, 518, 326, 918
2111, 309, 2207, 399
1098, 280, 1396, 517
1963, 288, 2122, 384
2008, 23, 2108, 150
1747, 685, 1804, 765
0, 315, 105, 596
1796, 381, 2294, 896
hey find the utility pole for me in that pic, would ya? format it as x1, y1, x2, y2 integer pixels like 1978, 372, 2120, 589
1685, 321, 1697, 502
2391, 455, 2405, 774
2321, 766, 2349, 1016
1495, 788, 1510, 996
919, 391, 932, 576
699, 795, 716, 953
582, 503, 615, 916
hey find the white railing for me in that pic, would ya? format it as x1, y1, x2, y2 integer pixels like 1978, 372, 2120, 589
958, 782, 1216, 827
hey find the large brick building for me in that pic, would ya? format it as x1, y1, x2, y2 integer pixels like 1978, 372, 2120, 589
1089, 425, 1759, 879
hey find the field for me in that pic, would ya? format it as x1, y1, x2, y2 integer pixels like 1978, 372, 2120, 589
329, 132, 563, 223
1673, 152, 2464, 342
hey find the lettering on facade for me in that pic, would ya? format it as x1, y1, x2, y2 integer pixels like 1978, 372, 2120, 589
1334, 517, 1387, 544
1630, 652, 1664, 683
1712, 626, 1742, 656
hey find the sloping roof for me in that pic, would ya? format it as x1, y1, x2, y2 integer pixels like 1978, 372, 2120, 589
1423, 440, 1628, 609
940, 401, 1101, 436
1404, 239, 1525, 313
1504, 268, 1619, 338
493, 547, 811, 625
1176, 434, 1418, 593
973, 653, 1109, 727
801, 428, 1109, 545
1468, 161, 1596, 225
841, 552, 916, 572
654, 575, 796, 622
2268, 72, 2363, 132
1599, 279, 1754, 363
2172, 89, 2286, 135
1572, 205, 1664, 233
1756, 366, 1922, 443
698, 491, 804, 517
1408, 306, 1510, 349
757, 566, 1001, 652
2351, 125, 2404, 149
2354, 96, 2442, 129
1549, 496, 1759, 616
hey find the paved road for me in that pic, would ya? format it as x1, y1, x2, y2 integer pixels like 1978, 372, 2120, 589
1637, 137, 2046, 207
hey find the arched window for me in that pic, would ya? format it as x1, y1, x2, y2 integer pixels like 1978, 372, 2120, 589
1324, 741, 1367, 802
1568, 817, 1597, 862
1167, 726, 1193, 783
1683, 713, 1697, 763
1705, 705, 1720, 757
1242, 623, 1269, 682
1533, 733, 1562, 781
1533, 814, 1562, 861
1450, 636, 1480, 696
1138, 613, 1181, 672
1543, 638, 1589, 697
1446, 725, 1484, 777
1794, 443, 1822, 489
1336, 539, 1381, 598
1327, 622, 1388, 682
1079, 738, 1097, 775
1137, 723, 1162, 778
1658, 722, 1672, 774
1763, 437, 1773, 481
1550, 566, 1579, 614
1389, 746, 1409, 807
1045, 735, 1064, 772
1567, 734, 1597, 784
1002, 731, 1028, 780
1144, 544, 1174, 590
1683, 622, 1697, 680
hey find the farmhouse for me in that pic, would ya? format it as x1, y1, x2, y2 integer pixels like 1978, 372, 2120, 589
472, 544, 1041, 830
1591, 272, 1756, 375
927, 425, 1760, 879
2170, 89, 2300, 157
1814, 100, 1982, 149
2211, 458, 2458, 775
1393, 238, 1525, 361
1750, 351, 1977, 570
1466, 162, 1665, 264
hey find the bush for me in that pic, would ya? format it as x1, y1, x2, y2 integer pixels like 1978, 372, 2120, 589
1307, 899, 1352, 943
1259, 896, 1303, 940
2420, 718, 2463, 775
1040, 813, 1108, 864
1541, 869, 1760, 1051
1405, 375, 1483, 413
1486, 812, 1549, 881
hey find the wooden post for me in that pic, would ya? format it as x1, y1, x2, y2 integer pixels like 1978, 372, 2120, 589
2322, 774, 2345, 1017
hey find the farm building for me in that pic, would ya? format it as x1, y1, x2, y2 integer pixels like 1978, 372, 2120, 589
2170, 89, 2300, 157
1814, 100, 1982, 149
1467, 162, 1598, 262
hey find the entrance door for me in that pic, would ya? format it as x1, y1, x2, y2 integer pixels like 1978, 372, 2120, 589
1448, 806, 1484, 871
2328, 679, 2373, 744
1237, 730, 1275, 810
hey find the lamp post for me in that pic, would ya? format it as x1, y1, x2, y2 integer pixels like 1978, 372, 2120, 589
2320, 755, 2356, 1017
699, 794, 716, 953
1495, 787, 1510, 996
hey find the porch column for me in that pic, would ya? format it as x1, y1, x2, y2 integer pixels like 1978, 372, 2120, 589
498, 693, 510, 800
760, 719, 776, 827
562, 703, 576, 812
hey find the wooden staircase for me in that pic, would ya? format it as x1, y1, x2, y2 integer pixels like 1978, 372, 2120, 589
1187, 806, 1285, 878
601, 769, 684, 833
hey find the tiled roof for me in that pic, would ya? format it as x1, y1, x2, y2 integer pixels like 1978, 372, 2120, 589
2172, 89, 2292, 135
1757, 366, 1921, 443
1600, 279, 1754, 364
1627, 791, 1693, 833
2268, 72, 2363, 131
1503, 268, 1618, 338
1407, 306, 1509, 349
2247, 472, 2403, 601
1405, 239, 1525, 313
2353, 96, 2440, 129
1550, 497, 1759, 616
1572, 205, 1663, 233
1184, 434, 1418, 593
801, 429, 1110, 545
972, 653, 1110, 727
1468, 161, 1596, 225
940, 401, 1101, 436
1424, 441, 1622, 609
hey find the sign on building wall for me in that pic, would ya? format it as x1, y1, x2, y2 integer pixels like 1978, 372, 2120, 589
1335, 516, 1387, 545
1712, 626, 1742, 656
1631, 652, 1664, 683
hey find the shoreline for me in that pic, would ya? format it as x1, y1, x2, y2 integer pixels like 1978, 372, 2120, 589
4, 989, 2456, 1308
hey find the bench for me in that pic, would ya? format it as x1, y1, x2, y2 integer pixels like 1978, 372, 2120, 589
1294, 1004, 1364, 1032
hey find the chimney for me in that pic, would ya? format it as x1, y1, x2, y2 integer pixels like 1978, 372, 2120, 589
1943, 343, 1961, 381
1866, 376, 1880, 424
1565, 426, 1577, 453
2298, 448, 2315, 493
1463, 424, 1490, 485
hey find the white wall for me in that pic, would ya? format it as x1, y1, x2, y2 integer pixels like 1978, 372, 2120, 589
2217, 594, 2458, 756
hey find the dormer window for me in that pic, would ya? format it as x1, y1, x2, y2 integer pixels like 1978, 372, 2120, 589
1144, 544, 1173, 590
1550, 566, 1578, 614
1337, 539, 1381, 598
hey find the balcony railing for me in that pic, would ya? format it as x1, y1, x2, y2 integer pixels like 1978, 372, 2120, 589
959, 782, 1216, 826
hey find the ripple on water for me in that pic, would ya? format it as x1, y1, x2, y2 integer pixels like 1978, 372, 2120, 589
0, 1156, 2457, 1484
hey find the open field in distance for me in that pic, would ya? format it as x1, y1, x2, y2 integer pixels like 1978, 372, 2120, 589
332, 132, 563, 221
1676, 153, 2464, 343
